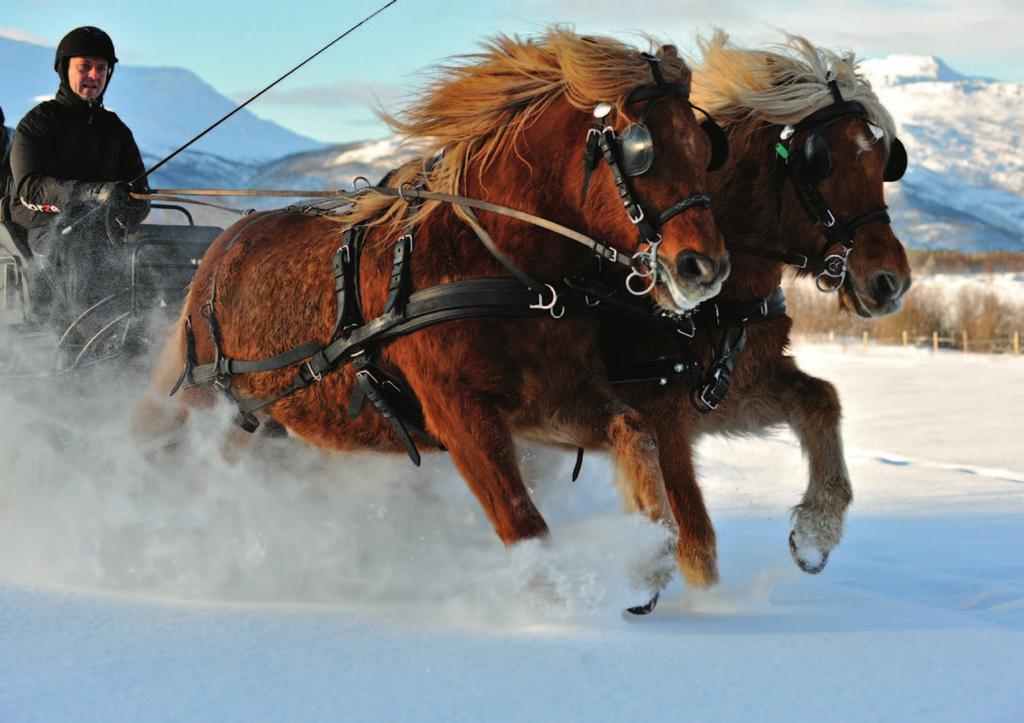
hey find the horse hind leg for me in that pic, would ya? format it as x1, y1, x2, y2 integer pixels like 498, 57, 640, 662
422, 393, 549, 545
575, 394, 677, 596
132, 318, 194, 442
653, 424, 719, 589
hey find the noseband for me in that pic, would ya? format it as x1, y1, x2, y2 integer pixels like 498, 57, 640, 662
579, 53, 724, 295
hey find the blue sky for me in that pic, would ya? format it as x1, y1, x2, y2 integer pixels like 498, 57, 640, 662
3, 0, 1021, 143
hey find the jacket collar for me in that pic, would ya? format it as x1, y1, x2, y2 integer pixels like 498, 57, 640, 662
55, 81, 105, 114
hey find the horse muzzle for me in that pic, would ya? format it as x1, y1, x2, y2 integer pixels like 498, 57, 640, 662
654, 250, 731, 312
842, 268, 911, 318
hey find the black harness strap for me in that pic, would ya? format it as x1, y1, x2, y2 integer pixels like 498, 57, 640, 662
691, 325, 747, 413
606, 286, 786, 411
331, 226, 366, 339
169, 315, 197, 396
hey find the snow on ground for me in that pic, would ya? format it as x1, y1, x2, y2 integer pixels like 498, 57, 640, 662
0, 344, 1022, 721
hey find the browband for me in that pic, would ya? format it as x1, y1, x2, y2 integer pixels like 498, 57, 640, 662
793, 100, 866, 133
625, 82, 689, 106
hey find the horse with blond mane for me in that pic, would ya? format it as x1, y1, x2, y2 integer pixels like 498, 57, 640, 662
600, 31, 911, 587
139, 29, 729, 604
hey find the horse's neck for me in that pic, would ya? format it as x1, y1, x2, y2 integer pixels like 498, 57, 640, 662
708, 121, 789, 302
456, 105, 595, 282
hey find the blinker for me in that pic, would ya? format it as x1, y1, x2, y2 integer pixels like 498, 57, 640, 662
803, 133, 833, 182
884, 137, 907, 182
619, 123, 655, 176
701, 118, 729, 172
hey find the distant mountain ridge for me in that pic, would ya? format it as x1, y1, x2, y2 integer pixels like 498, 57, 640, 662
858, 54, 1024, 251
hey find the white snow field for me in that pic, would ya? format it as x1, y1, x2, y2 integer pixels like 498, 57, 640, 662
0, 343, 1021, 722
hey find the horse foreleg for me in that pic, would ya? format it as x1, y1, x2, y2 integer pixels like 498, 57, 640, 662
778, 361, 852, 574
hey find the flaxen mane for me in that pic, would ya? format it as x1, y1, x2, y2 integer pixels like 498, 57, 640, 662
338, 27, 691, 235
691, 31, 896, 144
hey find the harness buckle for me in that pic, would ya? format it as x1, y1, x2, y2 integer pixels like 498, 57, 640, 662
698, 368, 725, 411
305, 361, 323, 382
627, 205, 646, 225
793, 254, 809, 269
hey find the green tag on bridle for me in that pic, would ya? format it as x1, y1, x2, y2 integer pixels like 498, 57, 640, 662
775, 143, 790, 160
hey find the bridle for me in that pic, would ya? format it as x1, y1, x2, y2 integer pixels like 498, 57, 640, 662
580, 52, 727, 296
730, 78, 906, 292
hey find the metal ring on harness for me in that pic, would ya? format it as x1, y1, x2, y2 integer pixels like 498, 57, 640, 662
397, 181, 416, 202
625, 238, 661, 296
815, 249, 850, 292
528, 283, 565, 319
352, 176, 371, 190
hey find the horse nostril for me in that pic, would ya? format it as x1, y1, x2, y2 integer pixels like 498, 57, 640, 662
870, 270, 902, 304
675, 251, 717, 284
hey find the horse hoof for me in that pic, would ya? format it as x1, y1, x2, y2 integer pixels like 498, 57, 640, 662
626, 592, 659, 616
789, 530, 830, 575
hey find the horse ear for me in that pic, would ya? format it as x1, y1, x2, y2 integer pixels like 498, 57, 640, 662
656, 44, 678, 59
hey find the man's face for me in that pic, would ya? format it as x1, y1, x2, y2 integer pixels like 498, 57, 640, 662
67, 55, 110, 100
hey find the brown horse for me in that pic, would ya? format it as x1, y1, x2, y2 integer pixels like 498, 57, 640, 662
600, 32, 912, 588
140, 29, 728, 591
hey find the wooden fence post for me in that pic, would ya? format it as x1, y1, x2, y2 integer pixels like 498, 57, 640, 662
902, 330, 909, 348
932, 331, 938, 352
863, 330, 869, 350
1015, 331, 1020, 356
962, 330, 969, 352
828, 330, 835, 344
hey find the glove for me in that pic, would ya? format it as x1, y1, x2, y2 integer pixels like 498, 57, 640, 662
80, 181, 135, 207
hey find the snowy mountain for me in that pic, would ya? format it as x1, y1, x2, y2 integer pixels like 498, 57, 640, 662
0, 36, 323, 165
860, 55, 1024, 251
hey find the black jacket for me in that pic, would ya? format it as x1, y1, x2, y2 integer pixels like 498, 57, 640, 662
0, 103, 12, 203
10, 83, 148, 230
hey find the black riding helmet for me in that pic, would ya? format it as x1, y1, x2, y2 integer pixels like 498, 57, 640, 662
53, 26, 118, 86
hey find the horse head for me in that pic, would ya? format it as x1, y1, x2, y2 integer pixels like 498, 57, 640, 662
776, 104, 911, 317
693, 32, 911, 317
577, 43, 729, 313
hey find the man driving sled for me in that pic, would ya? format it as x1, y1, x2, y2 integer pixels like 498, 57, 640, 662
9, 25, 149, 326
